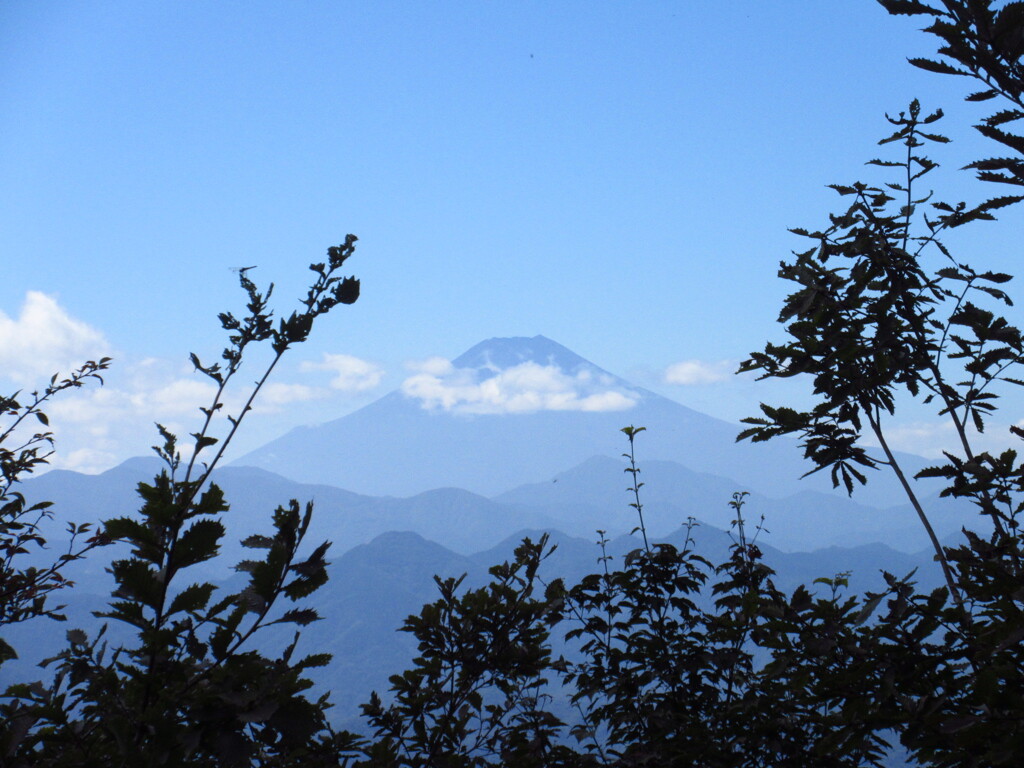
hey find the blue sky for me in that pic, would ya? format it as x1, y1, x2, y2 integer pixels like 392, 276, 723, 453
2, 1, 1022, 473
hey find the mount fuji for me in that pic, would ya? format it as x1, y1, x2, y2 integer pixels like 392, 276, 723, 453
233, 335, 928, 508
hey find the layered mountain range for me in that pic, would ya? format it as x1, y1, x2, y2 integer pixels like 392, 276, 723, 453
6, 335, 979, 735
22, 335, 976, 558
234, 335, 939, 510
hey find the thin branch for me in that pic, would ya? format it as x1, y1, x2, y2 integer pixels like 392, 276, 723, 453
865, 406, 963, 606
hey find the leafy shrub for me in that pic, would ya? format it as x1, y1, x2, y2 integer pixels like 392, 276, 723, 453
360, 4, 1024, 763
1, 240, 366, 766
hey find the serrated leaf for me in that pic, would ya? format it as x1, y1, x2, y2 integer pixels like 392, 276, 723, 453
96, 599, 149, 629
174, 519, 225, 569
241, 534, 275, 549
66, 628, 88, 645
109, 558, 163, 610
985, 109, 1024, 127
908, 57, 968, 76
876, 0, 943, 16
210, 605, 246, 660
168, 582, 217, 615
978, 271, 1013, 284
272, 608, 321, 626
295, 652, 332, 670
965, 89, 999, 102
0, 638, 17, 663
855, 593, 886, 626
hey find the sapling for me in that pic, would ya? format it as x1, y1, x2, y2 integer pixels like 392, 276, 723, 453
2, 239, 365, 767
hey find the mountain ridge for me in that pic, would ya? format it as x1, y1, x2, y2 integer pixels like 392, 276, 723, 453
231, 335, 931, 506
22, 448, 976, 558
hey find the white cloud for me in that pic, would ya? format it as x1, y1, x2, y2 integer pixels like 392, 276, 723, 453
300, 353, 384, 392
401, 360, 638, 415
50, 447, 122, 475
41, 368, 242, 473
664, 359, 732, 386
250, 382, 323, 411
405, 356, 454, 376
46, 376, 221, 444
867, 418, 1024, 460
0, 299, 372, 475
0, 292, 112, 385
258, 382, 324, 406
131, 378, 219, 416
48, 386, 131, 426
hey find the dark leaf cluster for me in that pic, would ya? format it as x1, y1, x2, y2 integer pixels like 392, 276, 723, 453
360, 431, 1024, 767
878, 0, 1024, 190
738, 97, 1023, 601
0, 359, 111, 665
362, 536, 569, 767
1, 241, 365, 766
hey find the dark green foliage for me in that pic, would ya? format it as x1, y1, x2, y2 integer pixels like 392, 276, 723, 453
4, 484, 354, 766
363, 427, 1021, 766
362, 468, 930, 767
737, 98, 1022, 601
729, 4, 1024, 757
360, 7, 1024, 765
0, 360, 111, 664
362, 536, 573, 767
0, 241, 365, 766
877, 0, 1024, 190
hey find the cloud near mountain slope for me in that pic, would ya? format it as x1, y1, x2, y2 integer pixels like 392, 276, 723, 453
300, 353, 385, 393
230, 334, 935, 505
400, 358, 639, 414
663, 359, 732, 386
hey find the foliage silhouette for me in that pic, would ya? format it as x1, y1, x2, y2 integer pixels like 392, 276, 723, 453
1, 239, 365, 766
360, 429, 936, 767
360, 422, 1021, 765
357, 5, 1024, 764
735, 98, 1020, 602
0, 360, 110, 665
740, 0, 1024, 600
2, 3, 1023, 765
879, 0, 1024, 192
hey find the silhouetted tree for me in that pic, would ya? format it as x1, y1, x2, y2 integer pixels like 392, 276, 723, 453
2, 239, 365, 766
0, 360, 110, 666
360, 4, 1024, 765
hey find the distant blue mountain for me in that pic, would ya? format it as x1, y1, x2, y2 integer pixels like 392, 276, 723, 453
20, 450, 977, 562
495, 454, 978, 554
18, 459, 559, 570
231, 335, 934, 507
2, 522, 943, 730
451, 335, 620, 379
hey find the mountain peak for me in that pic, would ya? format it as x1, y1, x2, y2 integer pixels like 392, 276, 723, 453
234, 334, 917, 507
451, 335, 613, 378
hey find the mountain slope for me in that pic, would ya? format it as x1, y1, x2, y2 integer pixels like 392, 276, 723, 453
232, 335, 928, 506
496, 454, 978, 553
